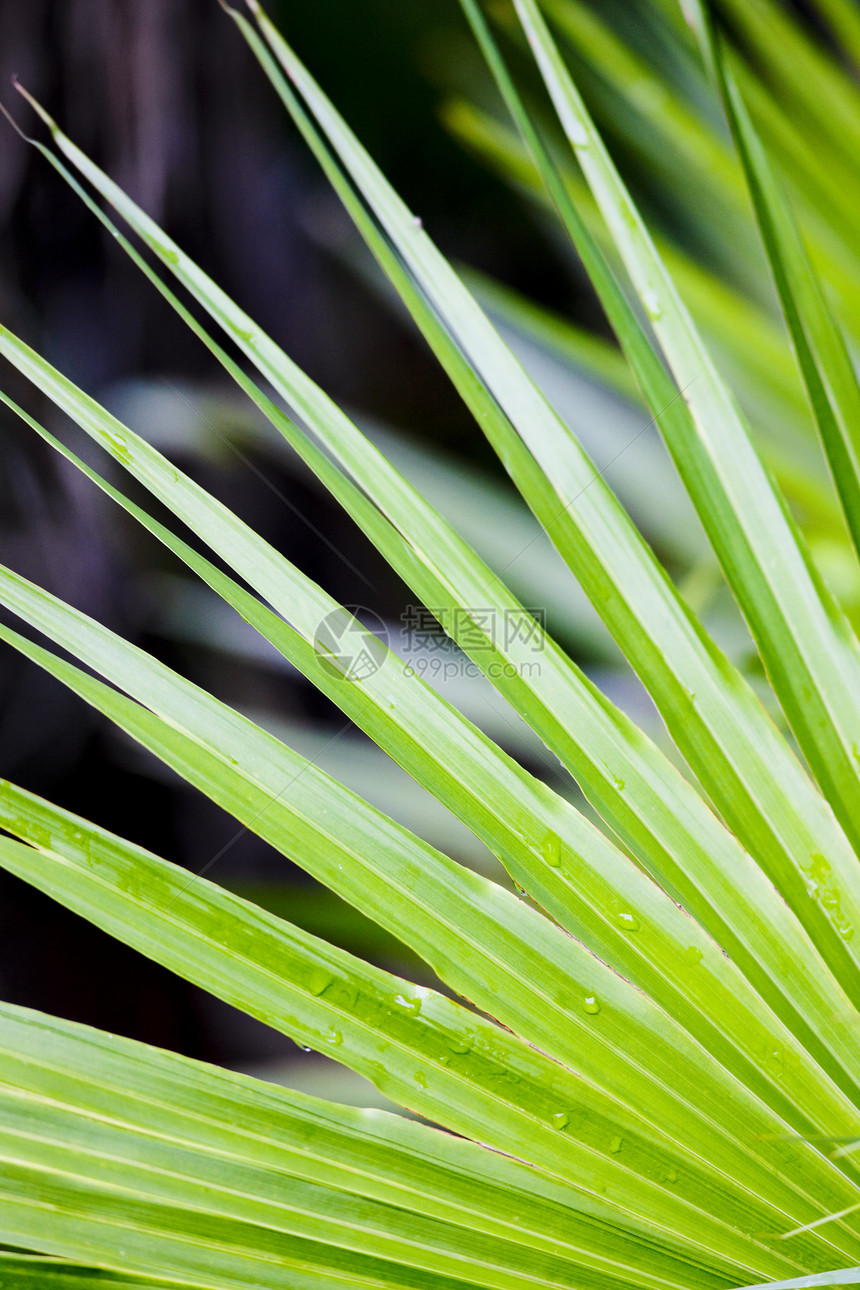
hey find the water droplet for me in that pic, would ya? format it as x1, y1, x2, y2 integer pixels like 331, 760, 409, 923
445, 1033, 474, 1054
414, 1070, 428, 1089
804, 853, 830, 881
543, 832, 562, 868
608, 1135, 623, 1153
661, 1168, 678, 1183
802, 855, 831, 897
299, 1044, 312, 1053
549, 1111, 570, 1130
566, 118, 589, 148
612, 911, 640, 931
765, 1047, 785, 1076
583, 995, 601, 1015
325, 1028, 343, 1047
394, 993, 422, 1015
105, 433, 131, 466
801, 855, 852, 937
412, 215, 423, 229
612, 775, 626, 791
306, 969, 333, 997
161, 246, 180, 265
643, 287, 662, 320
682, 945, 703, 966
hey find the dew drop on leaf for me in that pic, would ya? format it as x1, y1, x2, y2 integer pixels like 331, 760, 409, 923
543, 831, 562, 867
643, 287, 662, 320
613, 911, 640, 931
306, 969, 333, 997
394, 993, 422, 1015
583, 995, 601, 1015
105, 433, 131, 466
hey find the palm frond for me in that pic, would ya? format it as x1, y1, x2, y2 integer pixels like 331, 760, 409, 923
1, 0, 860, 1286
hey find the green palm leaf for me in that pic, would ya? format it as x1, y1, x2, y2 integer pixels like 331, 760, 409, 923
509, 0, 860, 866
1, 1, 860, 1286
14, 66, 860, 1113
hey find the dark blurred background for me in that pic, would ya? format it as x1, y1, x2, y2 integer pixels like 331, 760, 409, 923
0, 0, 584, 1090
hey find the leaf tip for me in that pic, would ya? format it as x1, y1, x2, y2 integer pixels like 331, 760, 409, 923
12, 80, 57, 135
